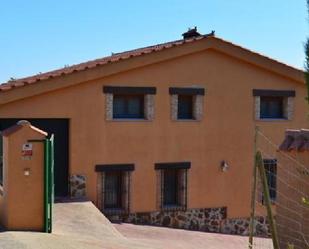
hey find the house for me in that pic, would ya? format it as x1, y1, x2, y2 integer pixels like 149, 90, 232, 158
0, 28, 306, 235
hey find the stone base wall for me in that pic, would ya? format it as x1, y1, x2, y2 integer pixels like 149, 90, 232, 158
221, 216, 269, 237
70, 174, 86, 198
105, 207, 269, 237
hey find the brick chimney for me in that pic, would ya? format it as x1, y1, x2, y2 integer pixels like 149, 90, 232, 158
182, 27, 201, 39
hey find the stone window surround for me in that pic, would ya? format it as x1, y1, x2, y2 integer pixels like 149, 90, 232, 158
169, 87, 205, 121
103, 86, 156, 121
155, 162, 190, 211
0, 185, 3, 196
253, 89, 295, 121
95, 163, 134, 214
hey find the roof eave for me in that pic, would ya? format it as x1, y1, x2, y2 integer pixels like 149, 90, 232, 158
0, 35, 305, 105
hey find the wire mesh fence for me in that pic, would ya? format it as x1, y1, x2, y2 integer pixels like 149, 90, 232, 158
252, 129, 309, 249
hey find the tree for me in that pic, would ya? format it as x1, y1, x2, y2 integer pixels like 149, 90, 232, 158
303, 197, 309, 207
304, 5, 309, 249
305, 1, 309, 208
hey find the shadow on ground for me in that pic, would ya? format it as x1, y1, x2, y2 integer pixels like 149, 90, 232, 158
0, 201, 273, 249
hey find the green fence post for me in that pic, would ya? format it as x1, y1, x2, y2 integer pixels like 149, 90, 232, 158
44, 139, 49, 233
49, 135, 54, 233
256, 151, 280, 249
249, 127, 259, 248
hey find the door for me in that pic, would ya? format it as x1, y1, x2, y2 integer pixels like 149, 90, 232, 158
0, 118, 69, 197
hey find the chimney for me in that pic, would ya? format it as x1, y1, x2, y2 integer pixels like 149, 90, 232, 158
182, 27, 201, 39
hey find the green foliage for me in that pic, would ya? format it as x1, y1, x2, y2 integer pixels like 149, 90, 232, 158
292, 4, 309, 249
302, 197, 309, 206
305, 43, 309, 104
287, 243, 295, 249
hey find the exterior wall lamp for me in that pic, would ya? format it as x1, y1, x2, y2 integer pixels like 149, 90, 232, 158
221, 160, 229, 172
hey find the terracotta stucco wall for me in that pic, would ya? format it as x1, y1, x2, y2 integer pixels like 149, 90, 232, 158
0, 137, 8, 228
0, 192, 5, 228
0, 48, 306, 218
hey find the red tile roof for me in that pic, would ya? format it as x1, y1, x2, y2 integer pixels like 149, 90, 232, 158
0, 32, 303, 93
0, 34, 212, 92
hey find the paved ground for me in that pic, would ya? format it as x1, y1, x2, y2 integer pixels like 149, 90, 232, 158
0, 201, 152, 249
115, 223, 273, 249
0, 201, 158, 249
0, 200, 273, 249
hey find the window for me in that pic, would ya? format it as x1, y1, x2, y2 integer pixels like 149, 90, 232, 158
155, 162, 190, 210
103, 86, 156, 121
263, 159, 277, 202
252, 89, 295, 121
161, 168, 188, 209
178, 95, 193, 120
102, 170, 131, 214
113, 94, 144, 119
163, 169, 180, 206
260, 96, 284, 119
96, 163, 133, 214
169, 87, 205, 121
104, 171, 123, 209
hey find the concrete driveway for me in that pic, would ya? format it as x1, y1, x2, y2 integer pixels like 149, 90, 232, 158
0, 201, 273, 249
115, 223, 273, 249
0, 201, 156, 249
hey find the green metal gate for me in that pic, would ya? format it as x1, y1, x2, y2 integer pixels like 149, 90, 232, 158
44, 135, 54, 233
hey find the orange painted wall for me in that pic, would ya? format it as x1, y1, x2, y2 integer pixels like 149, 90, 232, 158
0, 47, 306, 219
0, 124, 45, 231
0, 137, 9, 228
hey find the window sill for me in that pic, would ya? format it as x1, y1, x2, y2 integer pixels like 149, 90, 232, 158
256, 118, 289, 122
161, 205, 186, 211
173, 119, 200, 122
108, 118, 151, 122
102, 208, 128, 215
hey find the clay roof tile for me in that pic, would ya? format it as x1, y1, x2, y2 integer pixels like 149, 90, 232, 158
279, 129, 299, 151
0, 31, 302, 94
279, 129, 309, 151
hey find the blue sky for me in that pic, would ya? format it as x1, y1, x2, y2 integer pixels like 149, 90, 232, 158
0, 1, 307, 83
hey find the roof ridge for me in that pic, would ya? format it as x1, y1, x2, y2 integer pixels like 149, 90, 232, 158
111, 38, 185, 55
0, 32, 304, 93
